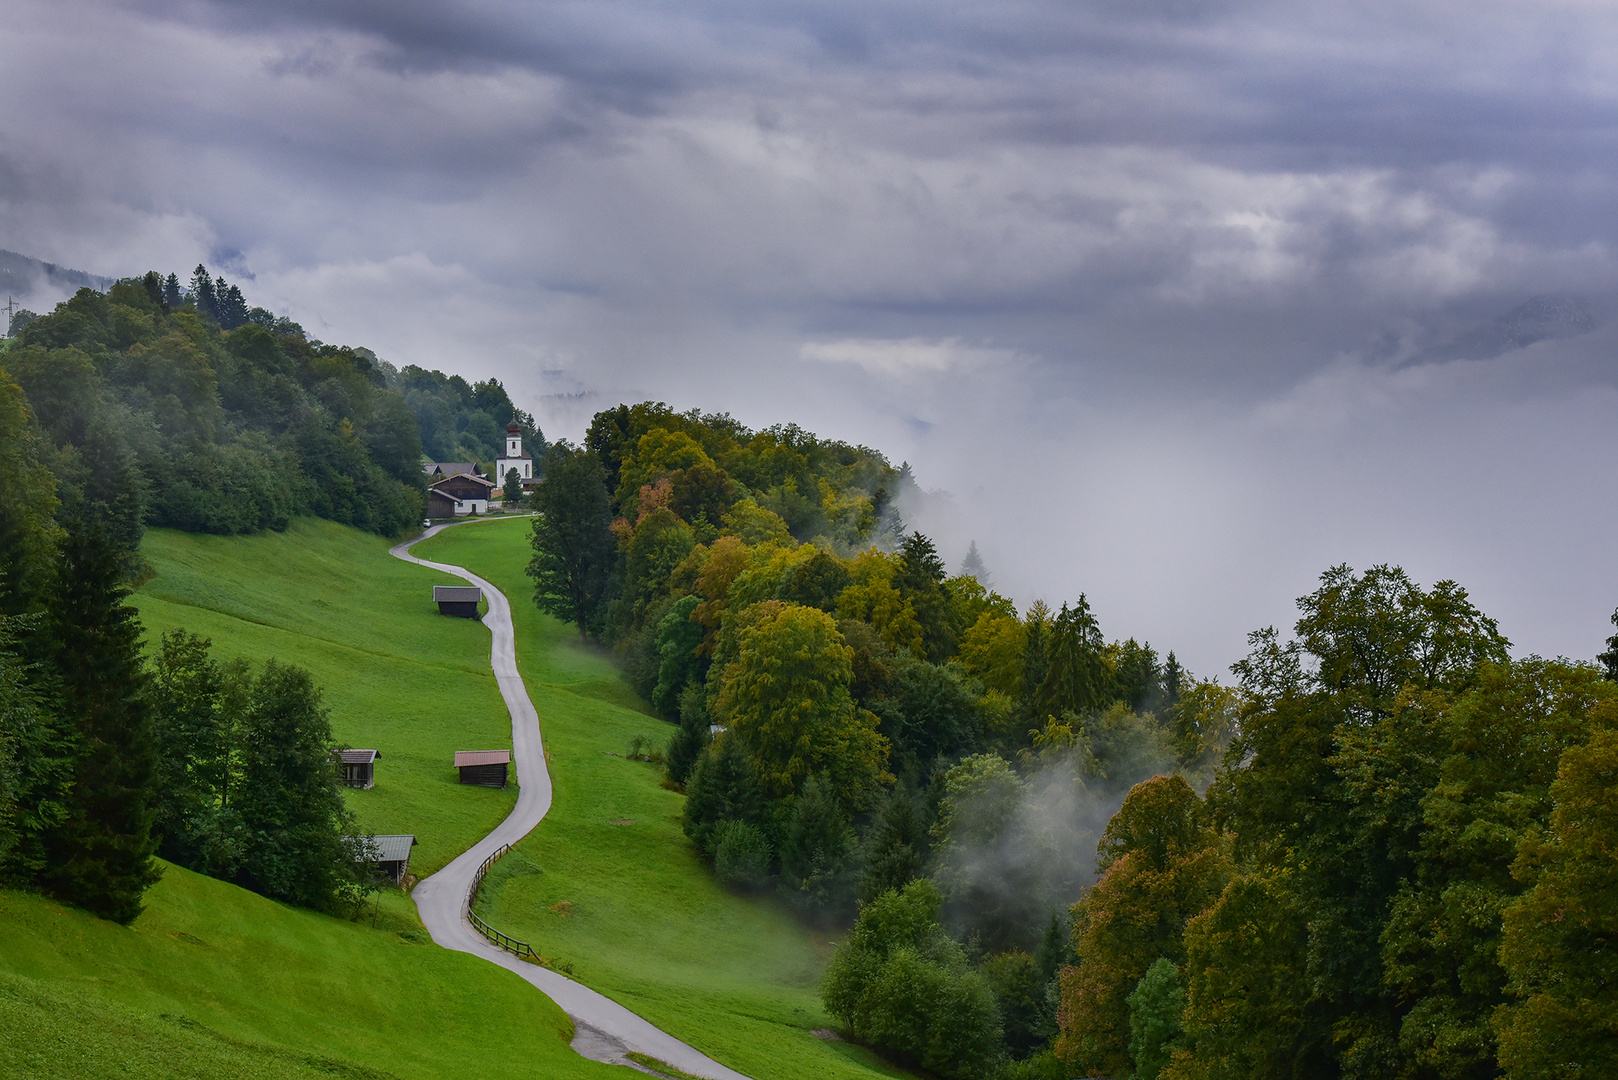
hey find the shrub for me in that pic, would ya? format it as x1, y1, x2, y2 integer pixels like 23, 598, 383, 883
712, 820, 772, 889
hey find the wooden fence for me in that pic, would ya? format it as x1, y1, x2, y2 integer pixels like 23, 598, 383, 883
466, 843, 540, 962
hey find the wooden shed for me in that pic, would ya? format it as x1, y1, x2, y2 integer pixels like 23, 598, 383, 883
337, 748, 379, 789
434, 585, 482, 618
365, 834, 417, 885
454, 749, 511, 788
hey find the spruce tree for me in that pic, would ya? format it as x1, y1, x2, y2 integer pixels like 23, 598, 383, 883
860, 790, 925, 902
189, 264, 217, 320
39, 512, 161, 924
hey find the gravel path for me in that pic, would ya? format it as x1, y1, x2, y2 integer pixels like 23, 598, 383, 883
391, 523, 751, 1080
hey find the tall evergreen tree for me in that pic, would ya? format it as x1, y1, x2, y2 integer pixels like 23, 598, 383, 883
189, 264, 218, 320
860, 789, 926, 902
162, 273, 183, 309
1033, 596, 1107, 719
39, 512, 161, 924
1597, 605, 1618, 681
896, 531, 957, 661
960, 540, 989, 585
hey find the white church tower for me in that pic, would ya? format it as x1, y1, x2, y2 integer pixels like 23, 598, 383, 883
495, 423, 532, 484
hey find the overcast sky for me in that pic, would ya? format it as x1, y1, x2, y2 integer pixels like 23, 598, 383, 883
4, 0, 1617, 676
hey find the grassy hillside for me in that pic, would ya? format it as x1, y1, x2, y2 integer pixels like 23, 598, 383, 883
415, 518, 905, 1080
1, 518, 613, 1080
132, 518, 516, 877
0, 864, 615, 1080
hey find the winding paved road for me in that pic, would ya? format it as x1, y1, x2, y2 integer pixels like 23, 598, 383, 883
391, 522, 751, 1080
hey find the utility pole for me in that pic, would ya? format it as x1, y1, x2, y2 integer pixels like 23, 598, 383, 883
3, 296, 15, 337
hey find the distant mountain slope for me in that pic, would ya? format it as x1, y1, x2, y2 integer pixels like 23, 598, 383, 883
0, 247, 113, 297
1412, 294, 1597, 364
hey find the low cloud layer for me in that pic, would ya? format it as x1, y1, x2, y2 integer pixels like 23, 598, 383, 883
4, 0, 1616, 673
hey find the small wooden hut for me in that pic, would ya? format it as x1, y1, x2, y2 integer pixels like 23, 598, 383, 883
434, 585, 482, 618
337, 748, 379, 789
368, 834, 417, 885
454, 749, 511, 788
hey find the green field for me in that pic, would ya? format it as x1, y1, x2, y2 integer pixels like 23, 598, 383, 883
0, 519, 618, 1080
415, 518, 904, 1080
0, 516, 901, 1080
132, 519, 516, 878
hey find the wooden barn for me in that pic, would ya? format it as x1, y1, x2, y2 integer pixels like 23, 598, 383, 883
454, 749, 511, 788
337, 748, 379, 789
365, 834, 417, 885
427, 471, 495, 517
434, 585, 482, 618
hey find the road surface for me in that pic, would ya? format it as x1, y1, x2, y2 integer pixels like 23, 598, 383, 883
391, 522, 751, 1080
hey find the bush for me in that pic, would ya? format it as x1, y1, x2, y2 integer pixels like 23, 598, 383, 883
712, 820, 772, 889
823, 879, 1003, 1080
1128, 958, 1184, 1080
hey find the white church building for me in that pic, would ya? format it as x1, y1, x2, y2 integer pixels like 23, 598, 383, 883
495, 423, 535, 489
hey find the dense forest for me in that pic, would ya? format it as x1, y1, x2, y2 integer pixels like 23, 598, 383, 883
527, 406, 1618, 1080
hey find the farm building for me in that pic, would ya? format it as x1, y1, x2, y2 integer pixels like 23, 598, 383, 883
361, 834, 417, 885
434, 585, 482, 618
337, 748, 380, 788
455, 749, 511, 788
427, 471, 494, 517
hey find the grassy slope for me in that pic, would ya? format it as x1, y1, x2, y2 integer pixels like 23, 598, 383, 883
132, 518, 516, 877
415, 518, 905, 1080
0, 518, 613, 1080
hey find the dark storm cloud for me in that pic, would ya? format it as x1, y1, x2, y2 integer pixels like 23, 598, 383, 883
6, 0, 1618, 668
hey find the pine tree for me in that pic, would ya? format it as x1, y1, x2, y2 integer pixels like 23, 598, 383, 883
860, 790, 925, 902
1597, 606, 1618, 681
1034, 597, 1107, 719
162, 273, 183, 310
960, 540, 990, 585
217, 283, 249, 330
39, 512, 161, 924
189, 264, 218, 321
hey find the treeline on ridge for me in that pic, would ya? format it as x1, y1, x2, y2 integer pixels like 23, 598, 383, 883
1, 266, 541, 547
525, 405, 1618, 1080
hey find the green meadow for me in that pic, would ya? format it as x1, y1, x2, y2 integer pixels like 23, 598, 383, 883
415, 518, 904, 1080
0, 865, 614, 1080
0, 516, 903, 1080
132, 518, 515, 878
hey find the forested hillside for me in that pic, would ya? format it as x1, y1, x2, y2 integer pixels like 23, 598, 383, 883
527, 405, 1618, 1080
1, 267, 541, 544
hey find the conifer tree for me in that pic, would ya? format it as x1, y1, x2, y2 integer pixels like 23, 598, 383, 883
39, 512, 161, 924
860, 790, 926, 902
189, 264, 218, 320
960, 540, 989, 585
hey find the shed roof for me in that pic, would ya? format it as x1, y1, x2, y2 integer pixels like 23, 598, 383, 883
344, 834, 416, 862
338, 749, 379, 765
433, 586, 482, 603
371, 835, 417, 862
454, 750, 512, 768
